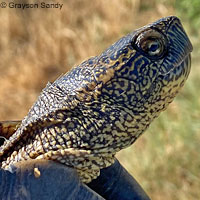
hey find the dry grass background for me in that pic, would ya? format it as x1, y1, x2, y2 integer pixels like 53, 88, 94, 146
0, 0, 199, 199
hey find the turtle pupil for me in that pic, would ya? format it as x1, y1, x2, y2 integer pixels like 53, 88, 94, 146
149, 41, 159, 52
147, 40, 162, 56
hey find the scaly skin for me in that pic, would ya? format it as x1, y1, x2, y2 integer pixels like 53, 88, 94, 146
0, 121, 21, 139
0, 16, 192, 183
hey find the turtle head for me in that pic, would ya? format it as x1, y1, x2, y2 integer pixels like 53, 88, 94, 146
94, 16, 192, 115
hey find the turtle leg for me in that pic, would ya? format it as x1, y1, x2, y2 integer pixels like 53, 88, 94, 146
0, 120, 21, 139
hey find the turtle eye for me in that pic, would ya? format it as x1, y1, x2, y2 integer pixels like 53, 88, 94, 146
135, 29, 166, 58
141, 37, 163, 56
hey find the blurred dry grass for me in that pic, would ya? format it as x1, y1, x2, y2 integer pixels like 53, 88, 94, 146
0, 0, 174, 120
0, 0, 199, 199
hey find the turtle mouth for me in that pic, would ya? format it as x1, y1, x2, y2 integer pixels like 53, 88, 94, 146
173, 53, 191, 68
165, 53, 191, 80
159, 52, 192, 76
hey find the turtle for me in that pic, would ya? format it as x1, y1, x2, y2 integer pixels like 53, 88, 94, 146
0, 16, 192, 184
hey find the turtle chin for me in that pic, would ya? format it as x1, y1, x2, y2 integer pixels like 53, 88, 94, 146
157, 53, 191, 102
142, 52, 191, 116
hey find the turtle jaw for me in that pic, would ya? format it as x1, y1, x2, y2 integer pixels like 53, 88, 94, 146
141, 52, 191, 117
150, 53, 191, 114
158, 16, 193, 76
159, 51, 191, 83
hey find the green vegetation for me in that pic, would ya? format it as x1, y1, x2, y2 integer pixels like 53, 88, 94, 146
0, 0, 199, 199
175, 0, 200, 34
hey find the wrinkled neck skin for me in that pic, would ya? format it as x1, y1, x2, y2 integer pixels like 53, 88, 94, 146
77, 53, 191, 154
